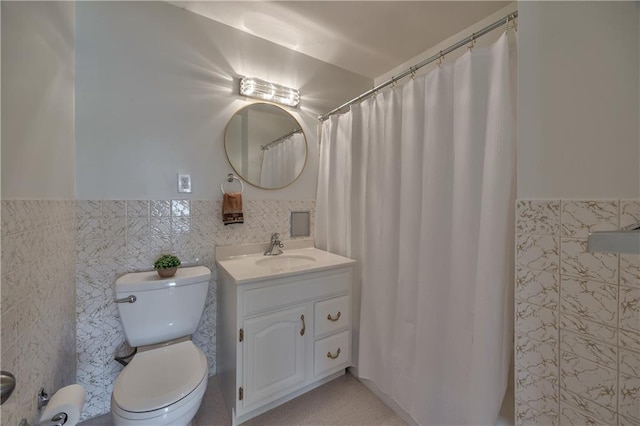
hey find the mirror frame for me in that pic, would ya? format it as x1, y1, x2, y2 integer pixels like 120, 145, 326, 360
223, 102, 308, 190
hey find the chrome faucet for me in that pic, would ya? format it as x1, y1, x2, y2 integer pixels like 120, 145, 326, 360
264, 233, 284, 256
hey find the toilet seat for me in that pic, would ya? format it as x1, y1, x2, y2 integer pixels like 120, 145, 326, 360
111, 376, 206, 426
112, 341, 207, 414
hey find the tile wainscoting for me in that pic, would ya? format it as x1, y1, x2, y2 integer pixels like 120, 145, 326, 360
515, 200, 640, 425
76, 199, 315, 419
1, 201, 77, 426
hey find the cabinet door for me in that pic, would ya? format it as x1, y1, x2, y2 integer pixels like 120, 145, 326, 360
242, 305, 308, 409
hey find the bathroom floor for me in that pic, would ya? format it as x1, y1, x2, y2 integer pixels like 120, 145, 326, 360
80, 372, 406, 426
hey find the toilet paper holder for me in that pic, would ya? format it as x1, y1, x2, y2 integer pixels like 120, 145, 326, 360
38, 387, 50, 410
38, 413, 68, 426
38, 388, 68, 426
18, 412, 68, 426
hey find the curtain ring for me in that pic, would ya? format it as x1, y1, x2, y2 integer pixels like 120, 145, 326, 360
410, 66, 416, 79
468, 33, 476, 50
437, 51, 444, 68
505, 14, 517, 33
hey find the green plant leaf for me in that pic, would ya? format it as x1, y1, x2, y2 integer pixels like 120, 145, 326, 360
153, 254, 181, 270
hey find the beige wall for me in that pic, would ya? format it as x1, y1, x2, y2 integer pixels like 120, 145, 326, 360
514, 2, 640, 425
517, 1, 640, 199
1, 1, 76, 200
75, 1, 372, 201
1, 3, 77, 425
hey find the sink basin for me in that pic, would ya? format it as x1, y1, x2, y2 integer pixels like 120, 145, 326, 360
255, 255, 317, 272
215, 240, 355, 284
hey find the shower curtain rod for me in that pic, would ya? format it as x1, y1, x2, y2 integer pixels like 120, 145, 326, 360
260, 127, 303, 150
318, 10, 518, 122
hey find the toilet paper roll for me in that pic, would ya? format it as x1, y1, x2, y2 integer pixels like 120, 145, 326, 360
39, 384, 85, 426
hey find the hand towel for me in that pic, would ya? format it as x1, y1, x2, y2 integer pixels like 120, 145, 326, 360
222, 192, 244, 225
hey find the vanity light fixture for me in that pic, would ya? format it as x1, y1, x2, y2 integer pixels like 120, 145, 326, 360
240, 77, 300, 107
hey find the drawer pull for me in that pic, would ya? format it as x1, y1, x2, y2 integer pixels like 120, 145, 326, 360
326, 348, 341, 359
327, 311, 341, 322
300, 314, 306, 336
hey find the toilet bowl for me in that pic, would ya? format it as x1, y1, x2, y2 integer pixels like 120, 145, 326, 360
111, 266, 212, 426
111, 341, 208, 426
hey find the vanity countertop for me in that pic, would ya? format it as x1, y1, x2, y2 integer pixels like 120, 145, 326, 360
215, 239, 355, 284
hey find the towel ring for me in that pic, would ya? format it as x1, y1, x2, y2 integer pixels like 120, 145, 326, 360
221, 173, 244, 194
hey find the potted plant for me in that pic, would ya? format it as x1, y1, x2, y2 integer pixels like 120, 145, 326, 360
153, 254, 181, 278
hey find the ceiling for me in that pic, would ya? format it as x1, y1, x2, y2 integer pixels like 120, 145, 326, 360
168, 1, 510, 79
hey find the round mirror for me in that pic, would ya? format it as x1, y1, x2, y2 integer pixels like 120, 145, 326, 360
224, 103, 307, 189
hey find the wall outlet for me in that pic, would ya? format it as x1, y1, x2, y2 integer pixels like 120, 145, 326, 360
178, 174, 192, 193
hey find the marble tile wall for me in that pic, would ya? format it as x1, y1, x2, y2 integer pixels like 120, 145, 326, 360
1, 200, 77, 426
76, 199, 315, 419
515, 199, 640, 426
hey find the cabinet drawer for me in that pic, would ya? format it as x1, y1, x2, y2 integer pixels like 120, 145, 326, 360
244, 269, 350, 317
314, 331, 350, 377
314, 295, 350, 338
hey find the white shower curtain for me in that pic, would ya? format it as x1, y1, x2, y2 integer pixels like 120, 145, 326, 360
260, 132, 306, 187
316, 32, 517, 425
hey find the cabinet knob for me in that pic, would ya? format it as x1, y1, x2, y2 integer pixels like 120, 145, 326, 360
300, 314, 306, 336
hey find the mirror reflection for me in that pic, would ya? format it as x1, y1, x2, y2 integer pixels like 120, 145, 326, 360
224, 103, 307, 189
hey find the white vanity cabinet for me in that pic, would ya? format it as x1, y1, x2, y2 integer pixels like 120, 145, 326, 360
216, 242, 354, 426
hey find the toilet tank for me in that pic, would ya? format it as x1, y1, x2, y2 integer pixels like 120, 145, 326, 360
115, 266, 211, 347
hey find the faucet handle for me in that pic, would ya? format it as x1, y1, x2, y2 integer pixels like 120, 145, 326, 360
270, 233, 284, 250
264, 233, 284, 256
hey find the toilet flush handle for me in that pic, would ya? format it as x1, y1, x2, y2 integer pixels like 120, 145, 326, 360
115, 295, 137, 304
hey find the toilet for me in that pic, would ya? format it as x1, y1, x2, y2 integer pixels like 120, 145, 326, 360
110, 266, 211, 426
